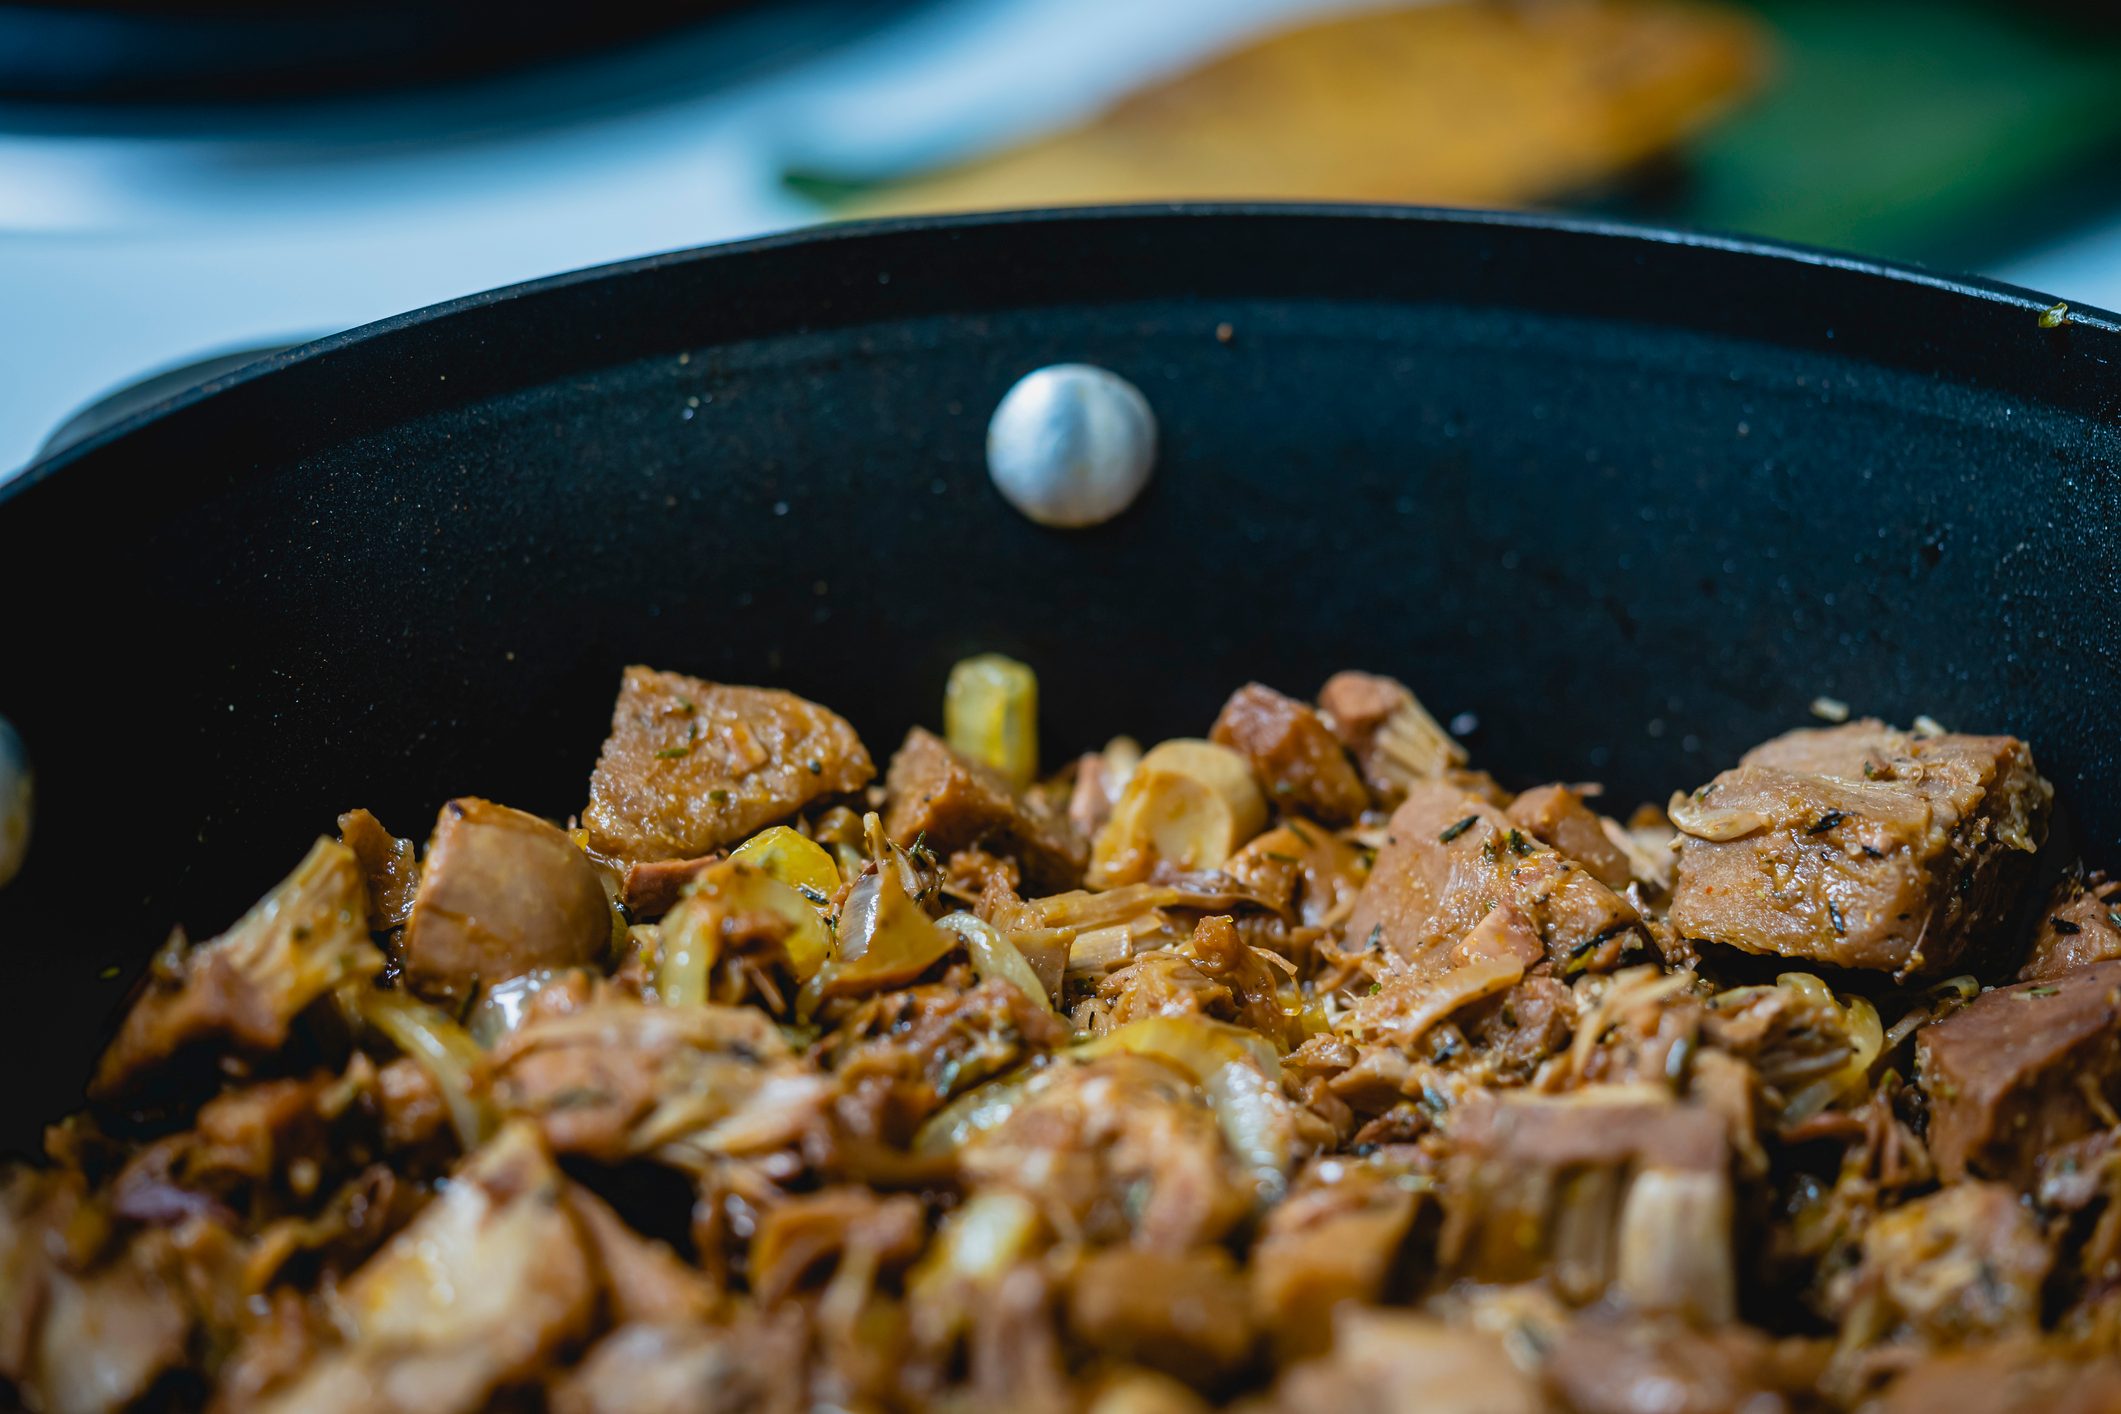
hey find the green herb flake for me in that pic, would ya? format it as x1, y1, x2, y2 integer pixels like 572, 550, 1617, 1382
1263, 851, 1302, 864
1439, 816, 1478, 843
2040, 301, 2071, 329
1505, 828, 1533, 856
2022, 985, 2062, 999
1806, 810, 1846, 836
708, 788, 730, 802
99, 965, 120, 981
657, 746, 693, 760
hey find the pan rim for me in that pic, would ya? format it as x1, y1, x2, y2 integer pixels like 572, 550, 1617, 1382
7, 200, 2117, 506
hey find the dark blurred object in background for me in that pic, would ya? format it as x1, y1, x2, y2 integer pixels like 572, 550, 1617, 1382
0, 0, 782, 102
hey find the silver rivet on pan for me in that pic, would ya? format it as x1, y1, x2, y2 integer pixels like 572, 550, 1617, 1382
0, 717, 29, 889
987, 364, 1157, 528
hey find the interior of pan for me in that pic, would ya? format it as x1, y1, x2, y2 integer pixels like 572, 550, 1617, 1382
2, 204, 2117, 1153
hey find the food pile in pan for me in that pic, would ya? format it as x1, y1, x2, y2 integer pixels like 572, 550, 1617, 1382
7, 655, 2121, 1413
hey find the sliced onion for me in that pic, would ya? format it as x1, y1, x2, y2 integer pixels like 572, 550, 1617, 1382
658, 860, 834, 1008
1199, 1060, 1290, 1194
656, 913, 716, 1010
1771, 974, 1883, 1121
862, 810, 926, 899
1080, 1013, 1280, 1076
1779, 1077, 1842, 1126
938, 911, 1053, 1010
355, 986, 493, 1149
913, 1064, 1047, 1156
466, 969, 562, 1048
1080, 1015, 1296, 1196
1843, 996, 1883, 1080
820, 867, 956, 997
1776, 972, 1838, 1010
797, 864, 958, 1017
1882, 977, 1976, 1054
918, 1189, 1042, 1290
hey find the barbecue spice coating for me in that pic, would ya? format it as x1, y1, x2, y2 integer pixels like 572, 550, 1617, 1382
15, 664, 2121, 1413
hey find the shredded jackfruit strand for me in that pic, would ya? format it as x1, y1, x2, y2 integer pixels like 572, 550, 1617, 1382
1374, 692, 1467, 782
1774, 974, 1883, 1122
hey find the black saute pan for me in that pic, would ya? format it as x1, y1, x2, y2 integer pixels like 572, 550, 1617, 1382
3, 204, 2118, 1154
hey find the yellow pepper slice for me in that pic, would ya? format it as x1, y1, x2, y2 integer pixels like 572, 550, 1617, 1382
729, 824, 842, 907
945, 653, 1039, 789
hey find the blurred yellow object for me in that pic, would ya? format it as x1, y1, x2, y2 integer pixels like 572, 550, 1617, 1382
945, 653, 1040, 789
836, 0, 1765, 216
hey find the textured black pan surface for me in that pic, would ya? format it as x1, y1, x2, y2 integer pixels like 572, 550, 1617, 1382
2, 204, 2116, 1150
